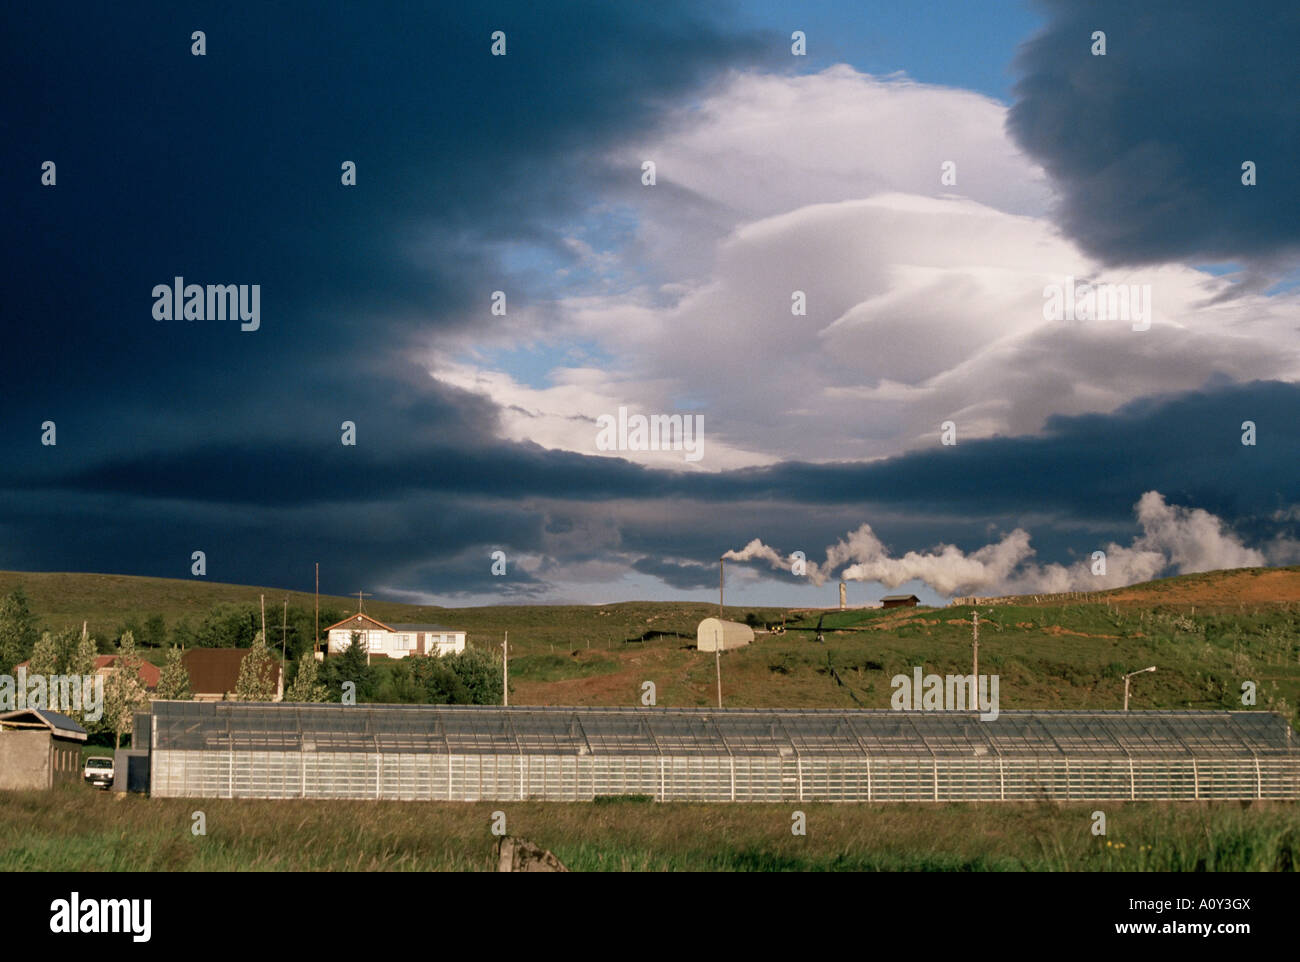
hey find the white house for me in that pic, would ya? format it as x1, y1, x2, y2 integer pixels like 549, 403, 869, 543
323, 613, 466, 660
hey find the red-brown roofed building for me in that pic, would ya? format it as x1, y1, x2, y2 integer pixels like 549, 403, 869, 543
94, 655, 161, 690
181, 649, 282, 702
14, 655, 160, 691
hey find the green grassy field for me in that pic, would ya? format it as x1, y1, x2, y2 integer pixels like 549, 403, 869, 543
3, 568, 1299, 722
4, 568, 1299, 872
501, 599, 1300, 724
1, 786, 1295, 871
0, 569, 779, 653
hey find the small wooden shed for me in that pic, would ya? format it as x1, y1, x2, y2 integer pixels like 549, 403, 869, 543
0, 708, 87, 790
880, 594, 921, 609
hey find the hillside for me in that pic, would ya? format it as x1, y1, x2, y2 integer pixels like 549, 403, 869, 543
956, 565, 1300, 609
1, 567, 1298, 721
1100, 565, 1300, 606
0, 568, 782, 659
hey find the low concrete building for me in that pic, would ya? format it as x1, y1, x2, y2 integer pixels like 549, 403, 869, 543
696, 618, 754, 651
114, 709, 153, 794
0, 708, 87, 790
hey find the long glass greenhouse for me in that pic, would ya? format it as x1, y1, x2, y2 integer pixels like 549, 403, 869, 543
146, 702, 1300, 802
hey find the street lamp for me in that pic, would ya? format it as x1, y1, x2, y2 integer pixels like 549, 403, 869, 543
1123, 666, 1156, 711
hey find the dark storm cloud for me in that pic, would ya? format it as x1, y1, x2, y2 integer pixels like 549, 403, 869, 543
1008, 0, 1300, 266
2, 2, 765, 441
1, 2, 768, 594
24, 379, 1300, 515
43, 379, 1298, 513
630, 556, 720, 591
9, 380, 1296, 594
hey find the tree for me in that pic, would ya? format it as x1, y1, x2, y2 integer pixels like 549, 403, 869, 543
0, 586, 40, 675
285, 653, 328, 702
68, 625, 98, 680
155, 646, 192, 701
376, 657, 424, 703
170, 616, 196, 649
319, 630, 374, 702
142, 614, 167, 648
101, 631, 149, 750
56, 625, 101, 730
194, 603, 259, 648
235, 630, 279, 702
27, 630, 65, 677
423, 649, 503, 705
449, 648, 503, 705
115, 617, 144, 649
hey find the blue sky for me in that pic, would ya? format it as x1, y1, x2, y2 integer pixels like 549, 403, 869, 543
734, 0, 1044, 99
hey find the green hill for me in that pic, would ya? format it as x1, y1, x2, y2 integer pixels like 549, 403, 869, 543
0, 568, 782, 659
1, 568, 1297, 722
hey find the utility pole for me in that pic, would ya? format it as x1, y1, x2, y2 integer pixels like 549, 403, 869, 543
972, 610, 979, 682
715, 626, 723, 709
260, 594, 266, 645
502, 632, 509, 707
277, 597, 289, 703
719, 558, 724, 620
314, 562, 320, 654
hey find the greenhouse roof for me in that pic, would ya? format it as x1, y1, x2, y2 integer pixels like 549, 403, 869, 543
148, 702, 1299, 760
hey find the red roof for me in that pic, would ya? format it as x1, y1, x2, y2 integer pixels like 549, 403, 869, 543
181, 648, 281, 697
94, 655, 161, 689
14, 654, 160, 690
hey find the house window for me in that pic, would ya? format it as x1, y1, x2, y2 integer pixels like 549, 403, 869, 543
368, 632, 384, 651
401, 634, 415, 650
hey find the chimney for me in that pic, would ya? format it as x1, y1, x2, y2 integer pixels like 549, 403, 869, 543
839, 582, 847, 610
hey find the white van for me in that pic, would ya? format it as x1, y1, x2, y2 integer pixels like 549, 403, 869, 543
83, 756, 115, 790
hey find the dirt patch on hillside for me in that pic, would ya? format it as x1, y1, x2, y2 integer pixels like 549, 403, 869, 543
512, 646, 693, 706
869, 612, 924, 630
1038, 625, 1121, 640
1104, 568, 1300, 607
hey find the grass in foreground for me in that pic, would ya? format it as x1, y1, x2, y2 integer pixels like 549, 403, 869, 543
2, 786, 1295, 871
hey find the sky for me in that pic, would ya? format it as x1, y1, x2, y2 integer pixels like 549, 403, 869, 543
3, 1, 1299, 609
